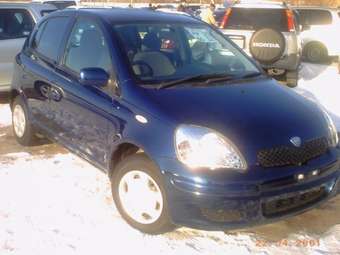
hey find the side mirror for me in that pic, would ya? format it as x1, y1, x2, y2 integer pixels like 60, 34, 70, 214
80, 68, 109, 88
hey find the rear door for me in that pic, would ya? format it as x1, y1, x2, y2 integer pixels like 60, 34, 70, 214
21, 16, 72, 131
0, 8, 34, 91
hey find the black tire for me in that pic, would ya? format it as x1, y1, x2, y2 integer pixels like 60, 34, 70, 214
303, 42, 328, 63
12, 96, 37, 146
249, 28, 286, 65
286, 70, 299, 88
111, 153, 174, 234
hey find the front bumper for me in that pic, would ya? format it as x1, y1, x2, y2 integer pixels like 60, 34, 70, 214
160, 157, 340, 231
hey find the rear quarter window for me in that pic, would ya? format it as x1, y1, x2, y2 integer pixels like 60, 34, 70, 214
297, 9, 333, 25
33, 16, 70, 62
227, 8, 288, 32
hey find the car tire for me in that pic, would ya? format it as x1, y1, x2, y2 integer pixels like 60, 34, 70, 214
111, 153, 174, 234
12, 96, 37, 146
304, 42, 328, 63
286, 70, 299, 88
249, 28, 286, 65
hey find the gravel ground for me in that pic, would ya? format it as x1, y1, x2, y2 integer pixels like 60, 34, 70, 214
0, 63, 339, 255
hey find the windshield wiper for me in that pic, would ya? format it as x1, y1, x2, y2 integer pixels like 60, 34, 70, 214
157, 73, 235, 89
203, 71, 262, 84
156, 71, 263, 90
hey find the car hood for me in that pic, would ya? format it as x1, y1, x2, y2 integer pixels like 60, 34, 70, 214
143, 78, 329, 165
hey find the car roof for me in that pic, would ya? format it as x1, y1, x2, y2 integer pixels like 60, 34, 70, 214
0, 2, 57, 11
53, 8, 201, 24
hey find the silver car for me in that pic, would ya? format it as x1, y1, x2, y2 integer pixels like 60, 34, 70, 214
0, 3, 56, 93
219, 2, 302, 87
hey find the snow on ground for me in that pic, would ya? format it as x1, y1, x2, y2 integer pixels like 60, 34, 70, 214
0, 63, 339, 255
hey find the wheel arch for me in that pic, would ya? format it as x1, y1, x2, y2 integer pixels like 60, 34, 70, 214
9, 89, 22, 110
108, 141, 156, 179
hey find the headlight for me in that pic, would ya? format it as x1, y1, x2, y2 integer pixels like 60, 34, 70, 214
175, 125, 247, 170
323, 110, 339, 147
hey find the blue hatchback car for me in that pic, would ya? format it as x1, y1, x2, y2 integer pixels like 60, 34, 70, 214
10, 8, 340, 234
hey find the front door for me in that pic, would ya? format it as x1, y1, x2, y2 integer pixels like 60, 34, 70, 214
49, 17, 119, 167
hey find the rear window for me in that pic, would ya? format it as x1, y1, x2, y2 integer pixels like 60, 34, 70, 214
227, 8, 288, 32
297, 9, 333, 25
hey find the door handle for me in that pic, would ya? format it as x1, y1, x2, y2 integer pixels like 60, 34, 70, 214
50, 86, 63, 102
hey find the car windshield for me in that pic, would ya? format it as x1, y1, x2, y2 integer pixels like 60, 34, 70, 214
113, 23, 259, 86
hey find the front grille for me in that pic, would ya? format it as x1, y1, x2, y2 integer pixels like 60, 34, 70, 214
258, 137, 329, 168
263, 187, 326, 217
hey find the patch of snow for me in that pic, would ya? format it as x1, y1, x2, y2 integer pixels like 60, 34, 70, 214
0, 104, 11, 127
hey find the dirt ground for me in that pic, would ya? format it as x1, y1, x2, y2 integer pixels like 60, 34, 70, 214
0, 63, 339, 255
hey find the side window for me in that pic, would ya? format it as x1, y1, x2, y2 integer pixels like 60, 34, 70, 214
310, 10, 332, 25
0, 9, 34, 40
64, 18, 112, 74
298, 9, 332, 25
34, 17, 70, 62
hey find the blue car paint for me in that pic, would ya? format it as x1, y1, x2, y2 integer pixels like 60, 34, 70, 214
11, 8, 340, 230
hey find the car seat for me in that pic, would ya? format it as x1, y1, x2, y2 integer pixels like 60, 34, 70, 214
133, 32, 175, 77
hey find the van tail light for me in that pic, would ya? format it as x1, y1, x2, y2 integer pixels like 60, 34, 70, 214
286, 9, 295, 32
220, 8, 232, 29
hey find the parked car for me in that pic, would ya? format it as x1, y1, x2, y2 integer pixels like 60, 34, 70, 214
219, 2, 302, 87
32, 0, 79, 10
294, 7, 340, 63
0, 2, 56, 93
10, 8, 340, 234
